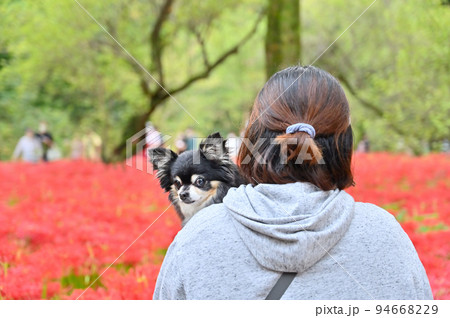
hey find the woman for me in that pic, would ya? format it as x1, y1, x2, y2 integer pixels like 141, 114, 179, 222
12, 128, 42, 163
153, 66, 432, 300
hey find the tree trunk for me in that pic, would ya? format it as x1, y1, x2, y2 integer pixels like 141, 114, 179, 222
265, 0, 301, 78
113, 106, 152, 158
112, 96, 165, 158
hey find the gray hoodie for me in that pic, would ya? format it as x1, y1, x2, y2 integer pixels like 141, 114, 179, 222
153, 182, 433, 299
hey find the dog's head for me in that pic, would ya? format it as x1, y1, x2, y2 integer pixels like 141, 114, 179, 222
148, 132, 241, 220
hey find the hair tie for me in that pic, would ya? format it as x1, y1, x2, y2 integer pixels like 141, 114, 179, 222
286, 123, 316, 138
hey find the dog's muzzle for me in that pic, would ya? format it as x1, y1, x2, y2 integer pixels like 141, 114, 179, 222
179, 191, 194, 204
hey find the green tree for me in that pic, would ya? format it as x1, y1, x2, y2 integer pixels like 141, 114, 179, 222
0, 0, 265, 160
1, 0, 448, 160
94, 0, 265, 156
265, 0, 301, 78
275, 0, 450, 154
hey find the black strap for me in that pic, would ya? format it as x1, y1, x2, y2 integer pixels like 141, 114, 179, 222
265, 272, 297, 300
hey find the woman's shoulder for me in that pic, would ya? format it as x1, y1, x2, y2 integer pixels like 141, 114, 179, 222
354, 201, 398, 223
342, 200, 432, 299
172, 203, 232, 248
351, 200, 415, 250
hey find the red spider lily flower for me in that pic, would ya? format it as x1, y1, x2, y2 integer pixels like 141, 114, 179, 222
0, 154, 448, 299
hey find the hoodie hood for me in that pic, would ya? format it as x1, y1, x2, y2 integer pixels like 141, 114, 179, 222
223, 182, 355, 273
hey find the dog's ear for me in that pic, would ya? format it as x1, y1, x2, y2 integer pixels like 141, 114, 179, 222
148, 148, 177, 191
199, 132, 229, 162
148, 147, 177, 170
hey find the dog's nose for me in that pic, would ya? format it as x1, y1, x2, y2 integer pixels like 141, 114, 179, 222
179, 192, 188, 201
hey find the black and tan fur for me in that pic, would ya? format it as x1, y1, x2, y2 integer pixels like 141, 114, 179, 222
148, 132, 243, 225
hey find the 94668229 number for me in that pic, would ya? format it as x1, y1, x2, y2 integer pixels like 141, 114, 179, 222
375, 305, 438, 315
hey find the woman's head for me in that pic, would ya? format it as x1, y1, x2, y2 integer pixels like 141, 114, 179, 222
238, 65, 354, 190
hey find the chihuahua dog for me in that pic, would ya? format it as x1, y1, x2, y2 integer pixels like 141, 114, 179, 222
148, 132, 243, 225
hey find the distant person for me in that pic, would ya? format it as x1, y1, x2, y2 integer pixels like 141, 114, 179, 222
82, 130, 102, 162
35, 121, 54, 162
174, 133, 187, 154
70, 135, 84, 160
226, 132, 242, 163
145, 122, 163, 149
47, 146, 62, 161
183, 127, 196, 151
12, 129, 42, 163
442, 139, 450, 153
356, 134, 370, 153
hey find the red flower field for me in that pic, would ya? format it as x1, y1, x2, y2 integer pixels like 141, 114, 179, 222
0, 153, 449, 299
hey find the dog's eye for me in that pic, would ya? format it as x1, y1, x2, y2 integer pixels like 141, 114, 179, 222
195, 177, 205, 188
174, 180, 182, 190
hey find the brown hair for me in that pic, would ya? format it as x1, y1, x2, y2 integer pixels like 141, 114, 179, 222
238, 65, 354, 191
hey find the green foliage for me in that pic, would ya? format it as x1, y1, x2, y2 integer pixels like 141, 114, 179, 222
0, 0, 448, 160
418, 223, 448, 233
60, 270, 104, 290
0, 0, 265, 160
304, 0, 450, 153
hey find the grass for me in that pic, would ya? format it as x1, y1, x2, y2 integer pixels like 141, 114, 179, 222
60, 271, 104, 291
